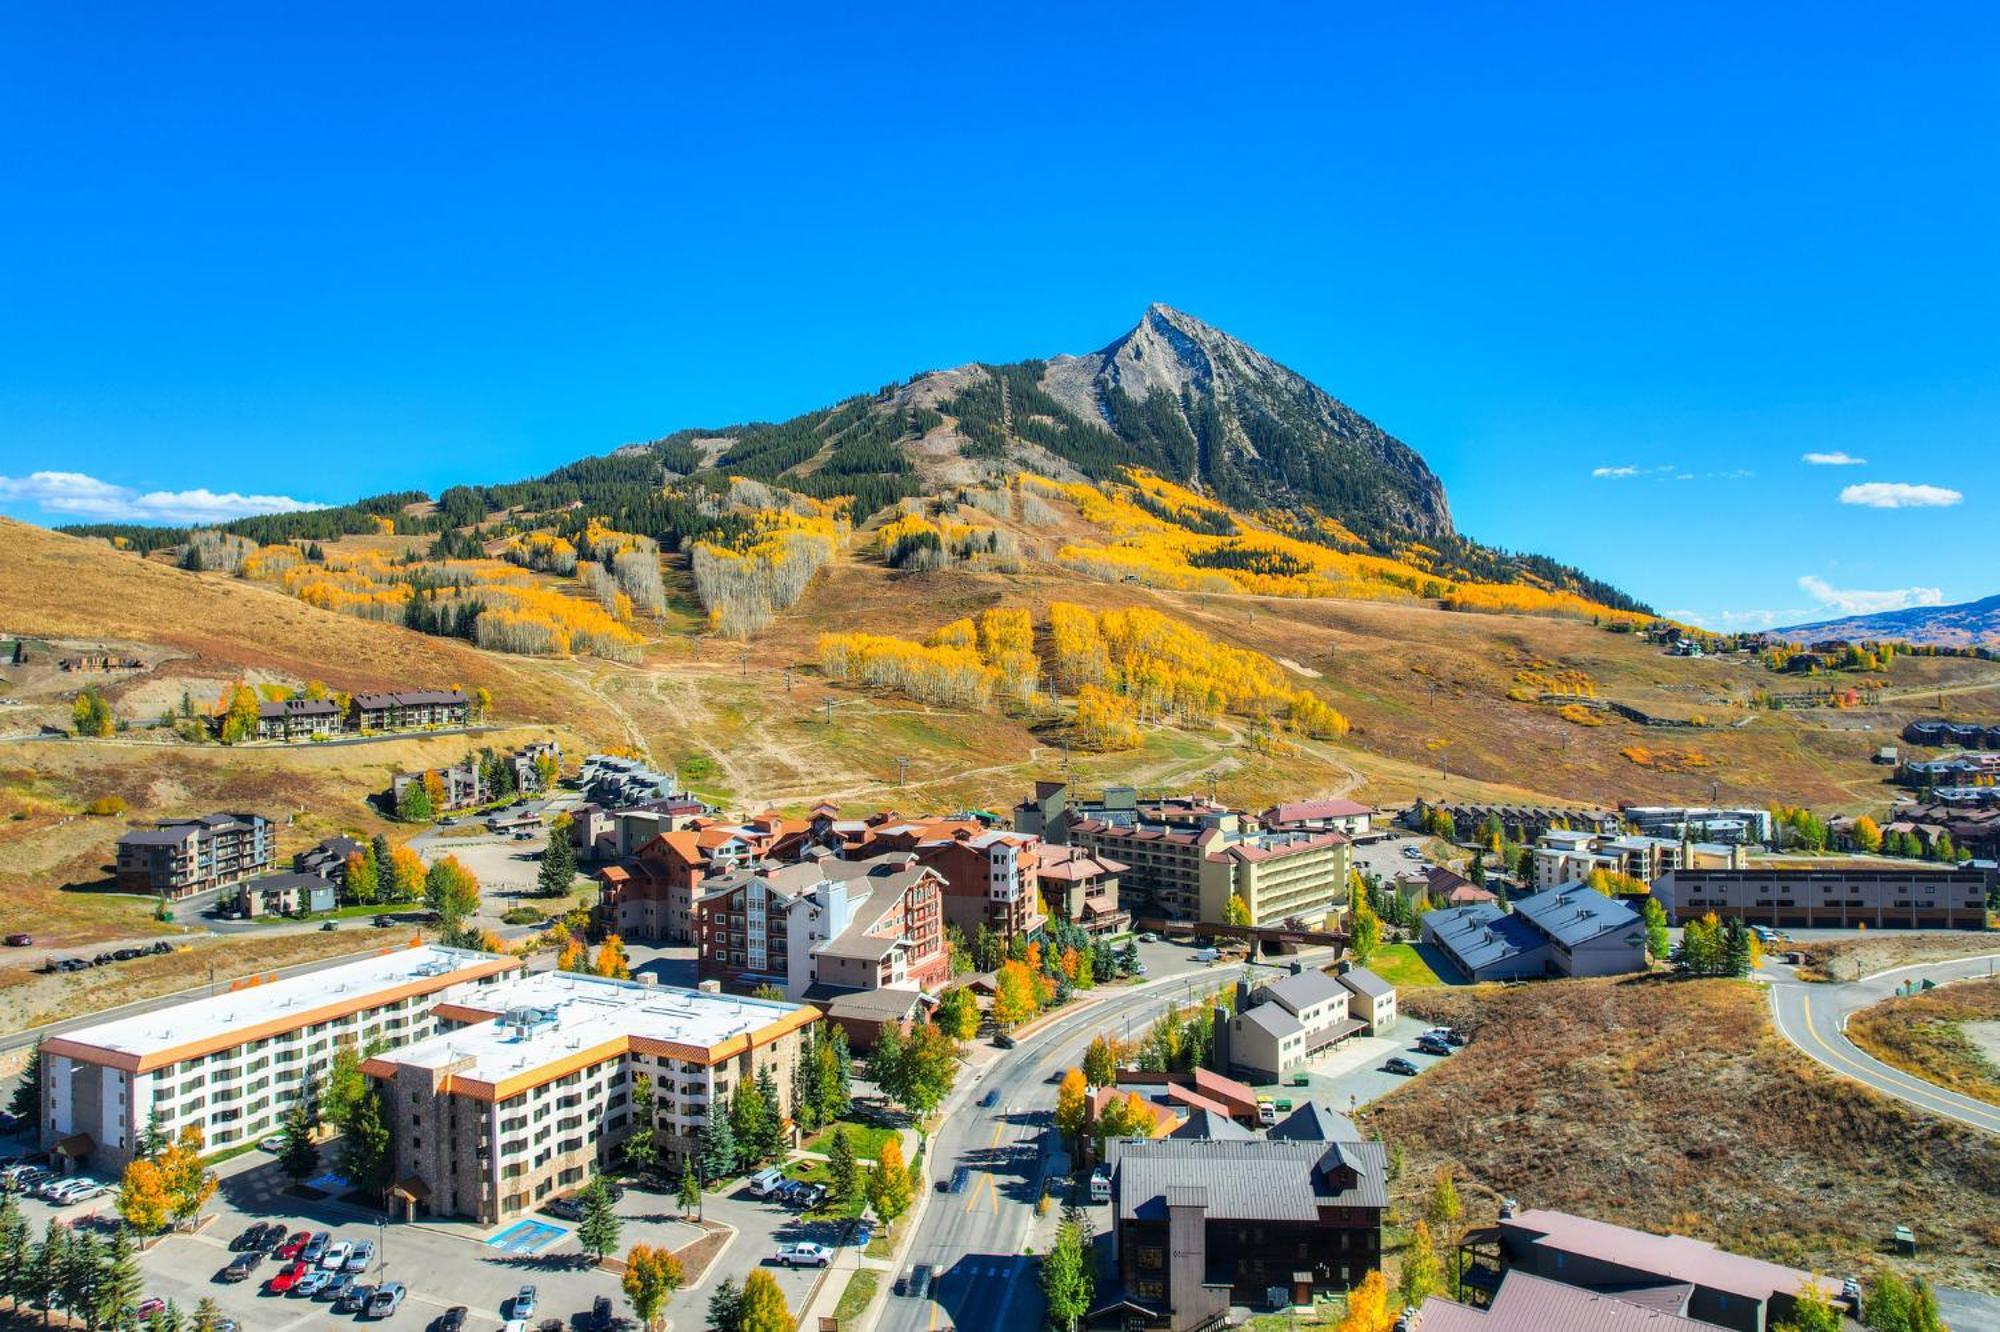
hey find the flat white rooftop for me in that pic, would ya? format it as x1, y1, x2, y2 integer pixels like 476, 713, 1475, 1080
48, 945, 514, 1068
381, 970, 813, 1084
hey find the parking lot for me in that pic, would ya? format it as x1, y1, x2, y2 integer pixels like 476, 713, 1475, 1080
2, 1140, 844, 1331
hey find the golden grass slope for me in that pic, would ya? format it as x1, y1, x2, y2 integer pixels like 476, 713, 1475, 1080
0, 517, 621, 733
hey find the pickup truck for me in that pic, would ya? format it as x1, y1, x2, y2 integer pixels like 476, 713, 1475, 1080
774, 1242, 831, 1268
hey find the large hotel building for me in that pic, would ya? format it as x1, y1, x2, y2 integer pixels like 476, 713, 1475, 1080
39, 945, 520, 1172
363, 970, 816, 1222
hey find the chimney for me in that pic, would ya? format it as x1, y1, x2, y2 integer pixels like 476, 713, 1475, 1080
697, 979, 721, 994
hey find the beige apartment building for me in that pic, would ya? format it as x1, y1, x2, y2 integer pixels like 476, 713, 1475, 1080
39, 946, 520, 1174
363, 972, 817, 1222
1071, 812, 1350, 927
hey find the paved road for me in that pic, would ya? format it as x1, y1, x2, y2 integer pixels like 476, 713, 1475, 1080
877, 959, 1287, 1332
1765, 951, 2000, 1135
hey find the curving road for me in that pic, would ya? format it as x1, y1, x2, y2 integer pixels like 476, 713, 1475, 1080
1765, 951, 2000, 1135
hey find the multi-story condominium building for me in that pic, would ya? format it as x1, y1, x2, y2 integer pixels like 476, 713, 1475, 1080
1620, 806, 1775, 846
39, 945, 518, 1173
1654, 865, 1993, 930
233, 872, 336, 919
292, 835, 365, 885
1035, 845, 1129, 936
1069, 813, 1349, 926
1260, 799, 1375, 838
1530, 831, 1743, 890
596, 830, 709, 944
348, 689, 472, 732
393, 758, 483, 813
115, 812, 273, 899
1404, 800, 1621, 843
695, 852, 949, 999
1422, 886, 1647, 983
869, 823, 1047, 942
1107, 1131, 1387, 1327
253, 697, 342, 741
363, 972, 816, 1223
576, 753, 680, 807
392, 741, 562, 816
1221, 967, 1375, 1082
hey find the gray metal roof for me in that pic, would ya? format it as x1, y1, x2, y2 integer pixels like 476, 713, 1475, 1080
1335, 967, 1393, 1000
1511, 885, 1641, 946
1257, 968, 1347, 1014
1235, 1003, 1302, 1039
1424, 904, 1544, 971
1110, 1137, 1387, 1222
1168, 1109, 1254, 1141
1267, 1102, 1361, 1143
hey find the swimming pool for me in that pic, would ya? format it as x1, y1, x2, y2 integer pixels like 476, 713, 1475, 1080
487, 1219, 568, 1255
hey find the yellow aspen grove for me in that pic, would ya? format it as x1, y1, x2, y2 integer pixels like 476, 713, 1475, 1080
817, 633, 1001, 707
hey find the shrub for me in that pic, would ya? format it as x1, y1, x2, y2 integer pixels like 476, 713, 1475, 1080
86, 795, 127, 816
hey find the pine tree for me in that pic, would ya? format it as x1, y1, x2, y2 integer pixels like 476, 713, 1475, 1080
93, 1228, 142, 1332
624, 1074, 657, 1174
754, 1065, 784, 1159
58, 1228, 100, 1327
537, 831, 577, 898
577, 1176, 622, 1263
677, 1156, 702, 1220
191, 1298, 224, 1332
699, 1102, 738, 1183
0, 1193, 31, 1304
340, 1089, 393, 1194
707, 1277, 744, 1332
8, 1042, 41, 1131
28, 1218, 68, 1322
278, 1097, 319, 1182
826, 1127, 858, 1205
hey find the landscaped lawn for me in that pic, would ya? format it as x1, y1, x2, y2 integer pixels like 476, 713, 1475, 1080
801, 1118, 899, 1162
1366, 942, 1446, 989
780, 1157, 867, 1219
833, 1269, 881, 1326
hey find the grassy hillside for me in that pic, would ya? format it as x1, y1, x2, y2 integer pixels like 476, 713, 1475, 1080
1376, 977, 2000, 1294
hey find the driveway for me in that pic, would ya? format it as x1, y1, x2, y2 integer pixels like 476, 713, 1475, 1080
1765, 951, 2000, 1135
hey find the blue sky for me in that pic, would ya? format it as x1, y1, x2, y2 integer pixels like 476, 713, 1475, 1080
1, 4, 1993, 629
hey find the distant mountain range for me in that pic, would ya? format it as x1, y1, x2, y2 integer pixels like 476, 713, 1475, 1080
1777, 593, 2000, 648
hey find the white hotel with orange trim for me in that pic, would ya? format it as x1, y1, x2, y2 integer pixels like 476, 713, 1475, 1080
39, 945, 521, 1174
363, 970, 817, 1223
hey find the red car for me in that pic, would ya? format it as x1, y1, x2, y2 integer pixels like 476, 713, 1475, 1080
267, 1261, 309, 1294
134, 1299, 165, 1320
3, 934, 31, 947
275, 1232, 310, 1260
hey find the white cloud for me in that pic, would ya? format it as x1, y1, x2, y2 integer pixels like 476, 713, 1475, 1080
1796, 575, 1945, 616
1838, 481, 1963, 509
1803, 451, 1866, 466
0, 471, 327, 525
1664, 607, 1808, 630
1591, 464, 1675, 480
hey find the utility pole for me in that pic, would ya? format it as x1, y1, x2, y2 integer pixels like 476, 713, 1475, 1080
824, 697, 834, 726
740, 651, 749, 678
783, 668, 792, 692
895, 757, 909, 788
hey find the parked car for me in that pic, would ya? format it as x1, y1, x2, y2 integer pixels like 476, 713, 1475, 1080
1137, 932, 1158, 943
258, 1223, 290, 1252
1415, 1037, 1452, 1057
372, 915, 397, 928
3, 934, 31, 947
219, 1252, 263, 1283
258, 1136, 286, 1152
321, 1240, 353, 1270
512, 1285, 537, 1319
1383, 1056, 1420, 1076
301, 1231, 331, 1263
319, 1273, 355, 1302
369, 1283, 407, 1318
58, 1181, 109, 1204
992, 1033, 1015, 1050
276, 1232, 310, 1260
436, 1306, 469, 1332
292, 1269, 333, 1298
347, 1240, 376, 1272
775, 1242, 831, 1268
337, 1284, 377, 1314
135, 1299, 166, 1319
543, 1195, 585, 1220
746, 1168, 787, 1198
230, 1224, 264, 1252
267, 1261, 310, 1294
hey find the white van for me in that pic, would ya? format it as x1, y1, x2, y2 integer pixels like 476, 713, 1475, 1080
1192, 947, 1220, 965
748, 1168, 787, 1198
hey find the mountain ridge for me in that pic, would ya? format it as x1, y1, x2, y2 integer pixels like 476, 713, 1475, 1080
1776, 593, 2000, 648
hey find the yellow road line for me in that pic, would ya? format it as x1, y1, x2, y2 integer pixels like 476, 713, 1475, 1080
1797, 992, 2000, 1132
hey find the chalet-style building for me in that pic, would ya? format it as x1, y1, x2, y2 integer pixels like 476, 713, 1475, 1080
1101, 1129, 1386, 1329
115, 812, 273, 899
254, 696, 342, 741
348, 688, 471, 732
1036, 844, 1129, 935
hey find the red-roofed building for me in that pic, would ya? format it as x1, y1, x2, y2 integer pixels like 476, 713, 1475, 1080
1260, 799, 1375, 838
1037, 845, 1130, 936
